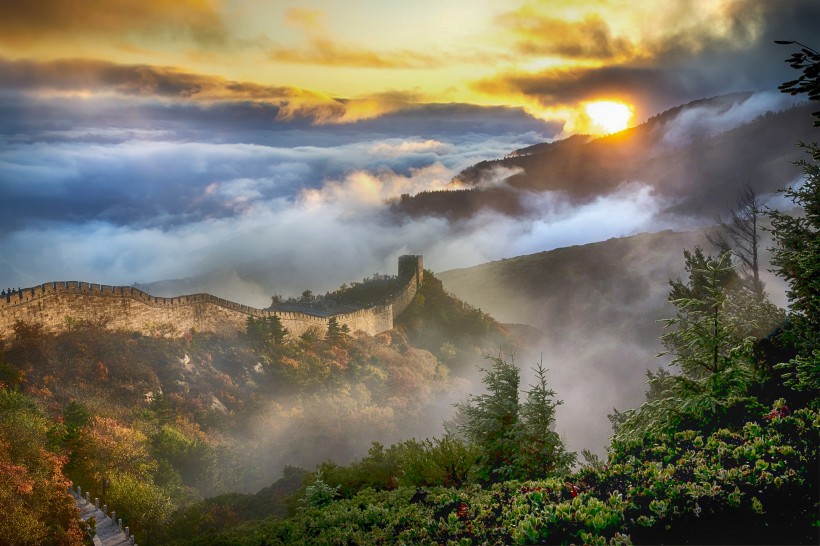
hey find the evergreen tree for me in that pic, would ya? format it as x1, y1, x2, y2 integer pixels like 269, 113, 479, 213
63, 400, 90, 440
266, 315, 289, 345
769, 41, 820, 395
456, 355, 573, 482
514, 359, 575, 478
325, 317, 348, 345
661, 249, 743, 377
456, 355, 520, 483
776, 40, 820, 125
767, 145, 820, 394
245, 316, 267, 347
246, 315, 289, 349
612, 247, 782, 442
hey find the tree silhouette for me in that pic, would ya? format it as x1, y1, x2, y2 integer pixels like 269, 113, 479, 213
776, 40, 820, 125
770, 41, 820, 392
707, 184, 765, 296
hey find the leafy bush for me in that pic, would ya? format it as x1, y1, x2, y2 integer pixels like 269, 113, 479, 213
167, 406, 819, 545
0, 388, 87, 545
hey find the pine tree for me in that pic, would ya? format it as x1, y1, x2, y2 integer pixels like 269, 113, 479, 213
612, 248, 782, 442
266, 315, 289, 345
769, 41, 820, 394
456, 355, 573, 482
456, 355, 520, 483
515, 360, 575, 478
246, 315, 288, 349
661, 249, 741, 377
325, 317, 347, 345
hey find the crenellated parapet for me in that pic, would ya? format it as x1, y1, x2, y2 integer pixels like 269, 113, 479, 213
0, 255, 423, 340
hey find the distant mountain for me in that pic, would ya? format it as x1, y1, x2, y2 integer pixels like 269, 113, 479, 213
438, 230, 706, 341
391, 94, 815, 221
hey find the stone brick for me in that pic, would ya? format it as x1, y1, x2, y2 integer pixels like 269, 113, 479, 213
0, 256, 423, 341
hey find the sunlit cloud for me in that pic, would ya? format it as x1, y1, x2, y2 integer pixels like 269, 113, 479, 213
497, 9, 636, 61
469, 0, 814, 133
270, 7, 442, 69
369, 139, 451, 156
493, 0, 765, 63
0, 57, 425, 125
471, 65, 655, 134
0, 57, 318, 101
0, 0, 227, 50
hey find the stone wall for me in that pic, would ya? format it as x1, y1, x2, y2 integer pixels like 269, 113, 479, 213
0, 256, 421, 341
392, 255, 423, 318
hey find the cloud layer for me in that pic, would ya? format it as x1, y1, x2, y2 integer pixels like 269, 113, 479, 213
2, 0, 817, 133
1, 0, 817, 460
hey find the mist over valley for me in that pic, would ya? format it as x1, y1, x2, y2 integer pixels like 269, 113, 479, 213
2, 2, 819, 543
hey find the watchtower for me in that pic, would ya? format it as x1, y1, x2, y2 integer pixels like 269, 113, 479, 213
398, 255, 424, 288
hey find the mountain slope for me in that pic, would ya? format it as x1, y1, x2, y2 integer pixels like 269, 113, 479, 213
437, 230, 715, 454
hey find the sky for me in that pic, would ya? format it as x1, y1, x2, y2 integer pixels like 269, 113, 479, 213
1, 0, 819, 302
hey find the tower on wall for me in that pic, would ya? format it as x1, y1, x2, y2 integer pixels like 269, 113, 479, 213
398, 255, 423, 288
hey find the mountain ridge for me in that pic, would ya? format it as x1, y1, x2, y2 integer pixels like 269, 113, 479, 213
391, 94, 813, 221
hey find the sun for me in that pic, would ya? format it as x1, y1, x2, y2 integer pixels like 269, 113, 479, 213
584, 101, 633, 134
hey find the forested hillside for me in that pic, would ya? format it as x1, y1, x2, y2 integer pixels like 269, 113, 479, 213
0, 271, 510, 545
438, 229, 712, 454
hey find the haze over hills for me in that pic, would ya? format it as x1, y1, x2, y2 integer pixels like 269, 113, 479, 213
131, 92, 811, 306
437, 228, 787, 455
43, 90, 809, 457
3, 2, 820, 542
124, 92, 809, 459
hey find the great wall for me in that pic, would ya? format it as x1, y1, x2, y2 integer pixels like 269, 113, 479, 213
0, 255, 423, 341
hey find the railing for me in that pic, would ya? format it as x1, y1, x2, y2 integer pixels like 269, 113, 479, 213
70, 483, 135, 546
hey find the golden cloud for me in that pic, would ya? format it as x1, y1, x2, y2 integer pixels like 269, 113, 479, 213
498, 8, 636, 61
270, 7, 441, 69
494, 0, 768, 66
0, 0, 227, 47
0, 57, 419, 125
472, 0, 780, 133
471, 63, 678, 134
271, 40, 442, 69
275, 92, 426, 125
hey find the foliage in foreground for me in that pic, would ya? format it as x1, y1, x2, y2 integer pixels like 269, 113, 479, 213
456, 356, 575, 483
168, 405, 819, 546
0, 389, 87, 545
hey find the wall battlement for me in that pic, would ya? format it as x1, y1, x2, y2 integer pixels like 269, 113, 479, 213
0, 255, 423, 340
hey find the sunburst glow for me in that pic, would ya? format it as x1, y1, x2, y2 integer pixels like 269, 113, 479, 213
585, 101, 633, 134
